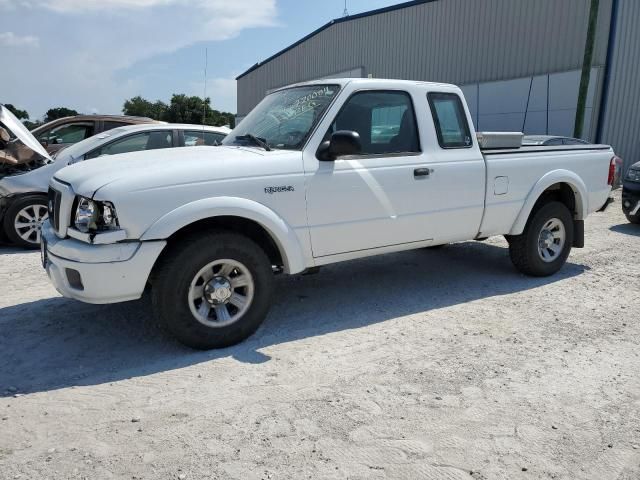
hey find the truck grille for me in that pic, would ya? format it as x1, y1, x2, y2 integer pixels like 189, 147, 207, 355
48, 187, 62, 231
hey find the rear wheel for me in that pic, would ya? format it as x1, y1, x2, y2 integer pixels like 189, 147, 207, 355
151, 231, 274, 349
3, 195, 48, 248
508, 201, 574, 277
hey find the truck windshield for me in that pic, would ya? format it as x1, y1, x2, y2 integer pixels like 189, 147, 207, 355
223, 84, 340, 151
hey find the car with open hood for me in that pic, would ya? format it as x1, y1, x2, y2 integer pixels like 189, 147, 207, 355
0, 104, 230, 247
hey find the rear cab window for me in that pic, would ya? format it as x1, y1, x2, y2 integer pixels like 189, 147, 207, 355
427, 92, 473, 149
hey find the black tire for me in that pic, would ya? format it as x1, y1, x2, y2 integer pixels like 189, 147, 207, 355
151, 231, 274, 349
2, 195, 48, 249
508, 201, 574, 277
625, 213, 640, 225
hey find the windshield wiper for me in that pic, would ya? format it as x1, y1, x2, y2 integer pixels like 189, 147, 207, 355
236, 133, 271, 151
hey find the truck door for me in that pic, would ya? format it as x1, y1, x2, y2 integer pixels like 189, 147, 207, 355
303, 88, 486, 259
303, 89, 436, 258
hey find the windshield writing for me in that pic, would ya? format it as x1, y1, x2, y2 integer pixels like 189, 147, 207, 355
223, 85, 340, 150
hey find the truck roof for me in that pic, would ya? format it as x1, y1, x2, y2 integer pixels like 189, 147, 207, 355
274, 77, 460, 92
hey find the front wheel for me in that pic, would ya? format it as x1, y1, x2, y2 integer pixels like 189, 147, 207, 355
3, 195, 49, 248
625, 213, 640, 224
508, 201, 574, 277
151, 231, 274, 349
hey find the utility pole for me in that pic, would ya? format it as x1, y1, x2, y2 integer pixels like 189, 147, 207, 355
574, 0, 600, 139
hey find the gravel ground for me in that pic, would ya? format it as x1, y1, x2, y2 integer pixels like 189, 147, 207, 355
1, 192, 639, 480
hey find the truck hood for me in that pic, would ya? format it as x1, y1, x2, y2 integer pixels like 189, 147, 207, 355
54, 145, 289, 197
0, 105, 51, 160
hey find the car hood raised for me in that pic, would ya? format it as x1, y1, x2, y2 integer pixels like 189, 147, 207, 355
54, 145, 293, 197
0, 105, 51, 160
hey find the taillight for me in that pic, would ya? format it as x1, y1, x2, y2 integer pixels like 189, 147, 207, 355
608, 156, 621, 186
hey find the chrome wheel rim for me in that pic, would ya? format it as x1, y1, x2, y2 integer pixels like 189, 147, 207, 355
188, 259, 254, 328
14, 203, 48, 245
537, 218, 566, 263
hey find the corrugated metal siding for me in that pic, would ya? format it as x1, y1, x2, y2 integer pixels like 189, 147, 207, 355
599, 0, 640, 173
237, 0, 613, 116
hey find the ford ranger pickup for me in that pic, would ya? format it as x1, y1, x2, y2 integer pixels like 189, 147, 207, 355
41, 79, 617, 349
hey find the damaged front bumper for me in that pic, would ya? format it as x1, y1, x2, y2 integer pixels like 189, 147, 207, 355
41, 222, 166, 304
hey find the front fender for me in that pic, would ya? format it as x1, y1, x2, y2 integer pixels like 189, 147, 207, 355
140, 197, 307, 274
509, 170, 588, 235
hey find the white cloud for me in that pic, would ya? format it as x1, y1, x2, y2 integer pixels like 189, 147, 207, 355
0, 31, 39, 47
2, 0, 270, 14
1, 0, 276, 117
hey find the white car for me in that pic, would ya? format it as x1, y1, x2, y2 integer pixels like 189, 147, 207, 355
0, 106, 230, 247
42, 78, 616, 349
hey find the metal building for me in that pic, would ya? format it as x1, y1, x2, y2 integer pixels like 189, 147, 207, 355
236, 0, 639, 172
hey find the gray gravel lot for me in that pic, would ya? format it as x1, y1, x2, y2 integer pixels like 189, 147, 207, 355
1, 192, 639, 479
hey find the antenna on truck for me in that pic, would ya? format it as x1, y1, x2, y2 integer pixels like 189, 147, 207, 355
342, 0, 348, 17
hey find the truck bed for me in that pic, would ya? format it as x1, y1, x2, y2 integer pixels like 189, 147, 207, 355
482, 144, 612, 155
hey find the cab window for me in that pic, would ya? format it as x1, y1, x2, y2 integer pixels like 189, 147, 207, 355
85, 130, 173, 159
427, 92, 472, 149
327, 90, 420, 155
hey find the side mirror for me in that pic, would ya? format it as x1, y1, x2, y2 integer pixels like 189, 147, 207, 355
317, 130, 362, 161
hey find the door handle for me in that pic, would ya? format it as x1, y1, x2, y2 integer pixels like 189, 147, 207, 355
414, 167, 431, 178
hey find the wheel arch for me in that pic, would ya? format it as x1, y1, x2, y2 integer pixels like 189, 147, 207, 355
140, 197, 308, 274
509, 170, 588, 236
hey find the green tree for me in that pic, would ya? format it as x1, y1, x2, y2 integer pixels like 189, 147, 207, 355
122, 94, 235, 128
45, 107, 79, 122
4, 104, 29, 121
123, 96, 168, 120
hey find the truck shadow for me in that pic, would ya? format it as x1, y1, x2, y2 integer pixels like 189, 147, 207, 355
609, 223, 640, 236
0, 241, 589, 396
0, 246, 28, 255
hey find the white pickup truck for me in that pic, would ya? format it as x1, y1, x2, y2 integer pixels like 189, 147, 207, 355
42, 79, 617, 349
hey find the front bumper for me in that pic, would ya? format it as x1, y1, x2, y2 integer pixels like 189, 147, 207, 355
42, 223, 166, 304
622, 181, 640, 216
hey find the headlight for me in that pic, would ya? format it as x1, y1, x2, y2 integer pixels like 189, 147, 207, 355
626, 169, 640, 182
74, 196, 119, 233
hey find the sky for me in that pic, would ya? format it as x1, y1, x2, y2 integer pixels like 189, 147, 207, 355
0, 0, 402, 120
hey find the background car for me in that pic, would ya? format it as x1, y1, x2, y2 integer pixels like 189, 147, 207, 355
0, 105, 230, 247
622, 161, 640, 224
522, 135, 590, 146
31, 114, 162, 155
